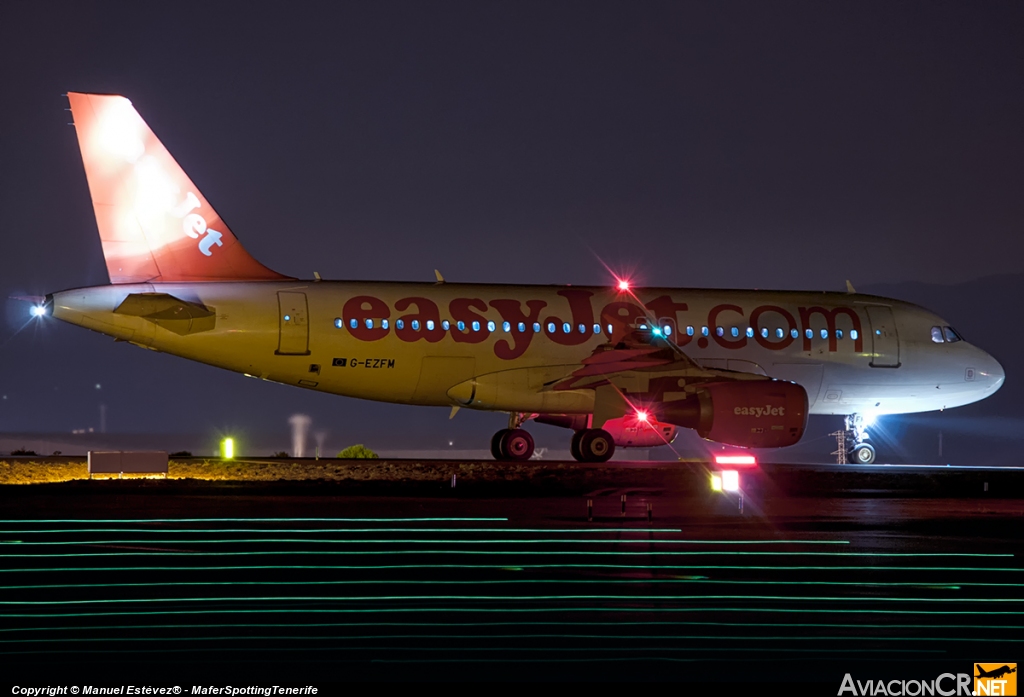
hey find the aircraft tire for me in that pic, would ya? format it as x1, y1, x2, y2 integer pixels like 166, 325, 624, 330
491, 429, 511, 460
569, 430, 586, 462
850, 443, 876, 465
501, 429, 535, 461
579, 428, 615, 463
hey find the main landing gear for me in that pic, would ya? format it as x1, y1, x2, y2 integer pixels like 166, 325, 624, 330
845, 413, 876, 465
570, 428, 615, 463
491, 413, 535, 461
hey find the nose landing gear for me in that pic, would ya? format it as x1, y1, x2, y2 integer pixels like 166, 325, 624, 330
845, 414, 876, 465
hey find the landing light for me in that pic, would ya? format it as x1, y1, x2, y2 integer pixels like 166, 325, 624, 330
722, 469, 740, 492
222, 437, 235, 460
714, 454, 757, 467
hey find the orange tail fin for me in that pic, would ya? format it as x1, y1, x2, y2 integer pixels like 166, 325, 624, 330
67, 92, 290, 284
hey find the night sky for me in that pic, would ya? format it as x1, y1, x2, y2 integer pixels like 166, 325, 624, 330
0, 2, 1021, 459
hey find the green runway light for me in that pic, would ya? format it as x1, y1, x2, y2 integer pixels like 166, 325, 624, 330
5, 606, 1024, 620
0, 550, 1011, 558
0, 564, 1019, 574
0, 647, 951, 657
0, 538, 865, 547
2, 594, 1023, 606
1, 634, 1020, 646
4, 620, 1024, 635
0, 518, 509, 523
0, 579, 981, 591
0, 528, 696, 535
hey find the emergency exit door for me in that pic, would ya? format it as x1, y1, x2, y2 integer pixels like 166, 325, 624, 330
866, 305, 900, 368
277, 291, 310, 355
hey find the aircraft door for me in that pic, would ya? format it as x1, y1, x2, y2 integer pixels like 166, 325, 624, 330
276, 291, 310, 355
866, 305, 900, 368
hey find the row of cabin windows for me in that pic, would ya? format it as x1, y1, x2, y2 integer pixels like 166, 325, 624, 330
930, 326, 963, 344
333, 317, 859, 342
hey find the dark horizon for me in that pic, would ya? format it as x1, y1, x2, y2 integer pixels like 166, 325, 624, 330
1, 1, 1021, 464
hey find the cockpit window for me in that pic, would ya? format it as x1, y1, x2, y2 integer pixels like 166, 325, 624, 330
931, 326, 944, 344
943, 326, 962, 343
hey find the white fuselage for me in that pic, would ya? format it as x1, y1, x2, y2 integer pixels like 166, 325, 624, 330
49, 281, 1005, 418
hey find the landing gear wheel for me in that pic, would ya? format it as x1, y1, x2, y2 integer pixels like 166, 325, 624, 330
491, 429, 511, 461
500, 429, 535, 461
850, 443, 876, 465
569, 430, 585, 462
577, 428, 615, 463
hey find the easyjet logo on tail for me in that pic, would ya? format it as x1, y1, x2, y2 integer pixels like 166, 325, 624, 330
173, 191, 224, 257
734, 405, 786, 417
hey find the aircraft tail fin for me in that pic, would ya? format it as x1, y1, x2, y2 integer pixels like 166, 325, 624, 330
67, 92, 291, 284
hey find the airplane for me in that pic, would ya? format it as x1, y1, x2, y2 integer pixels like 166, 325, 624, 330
33, 92, 1005, 464
976, 665, 1016, 680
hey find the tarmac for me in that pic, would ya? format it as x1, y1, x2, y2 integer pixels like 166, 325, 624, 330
0, 460, 1021, 685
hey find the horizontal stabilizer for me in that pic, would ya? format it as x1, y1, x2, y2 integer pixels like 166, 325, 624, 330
114, 292, 215, 335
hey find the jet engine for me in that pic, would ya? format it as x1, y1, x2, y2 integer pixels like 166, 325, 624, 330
659, 380, 808, 448
535, 413, 677, 448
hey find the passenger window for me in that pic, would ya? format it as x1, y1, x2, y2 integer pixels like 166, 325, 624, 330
664, 325, 672, 336
426, 320, 435, 331
686, 326, 694, 336
790, 329, 799, 339
519, 322, 527, 333
805, 329, 813, 339
716, 327, 724, 337
547, 322, 556, 334
472, 321, 481, 332
745, 327, 754, 338
349, 318, 358, 329
396, 319, 405, 330
931, 326, 944, 344
412, 320, 421, 331
836, 329, 843, 339
502, 321, 511, 332
577, 324, 585, 334
487, 321, 496, 332
535, 323, 543, 333
382, 319, 390, 330
760, 327, 768, 338
943, 326, 962, 343
457, 321, 466, 331
593, 324, 601, 334
563, 323, 571, 334
365, 318, 374, 329
334, 318, 343, 329
441, 320, 450, 331
702, 326, 709, 337
730, 327, 739, 338
820, 329, 828, 340
776, 328, 784, 339
606, 324, 613, 334
850, 329, 859, 340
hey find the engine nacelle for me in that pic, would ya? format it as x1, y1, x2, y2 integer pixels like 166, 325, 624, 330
659, 380, 808, 448
534, 413, 677, 448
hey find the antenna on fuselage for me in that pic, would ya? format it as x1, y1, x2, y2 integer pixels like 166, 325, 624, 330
845, 280, 857, 294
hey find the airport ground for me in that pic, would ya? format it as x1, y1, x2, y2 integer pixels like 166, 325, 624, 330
0, 458, 1022, 687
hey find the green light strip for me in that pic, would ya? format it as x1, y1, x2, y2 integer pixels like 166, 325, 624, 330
0, 579, 984, 591
4, 620, 1022, 634
0, 550, 1010, 558
2, 594, 1022, 606
0, 528, 703, 535
0, 646, 947, 657
0, 518, 509, 523
3, 606, 1020, 619
0, 564, 1018, 574
0, 538, 864, 547
0, 634, 1018, 645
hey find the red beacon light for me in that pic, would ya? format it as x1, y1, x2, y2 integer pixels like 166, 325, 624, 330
635, 409, 649, 423
617, 279, 631, 292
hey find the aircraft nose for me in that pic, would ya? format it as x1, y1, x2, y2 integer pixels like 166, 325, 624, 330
977, 351, 1005, 393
